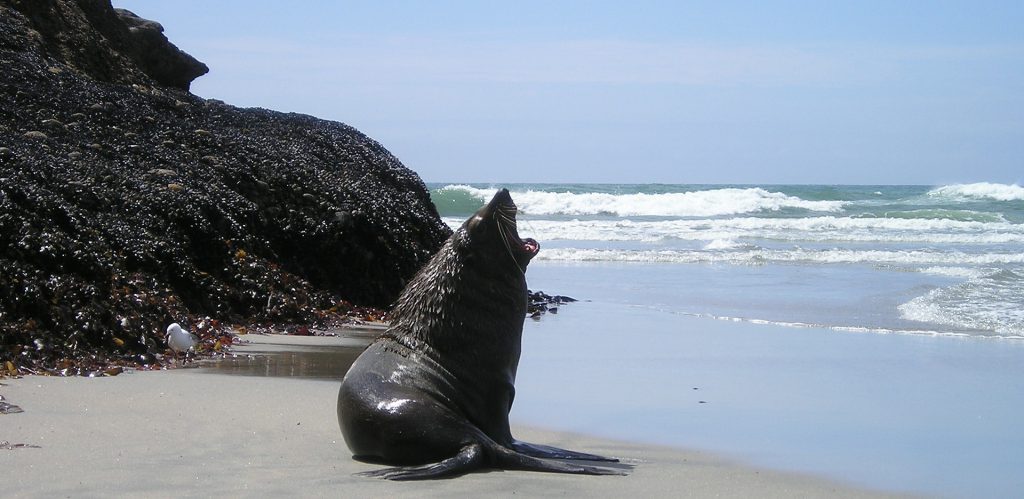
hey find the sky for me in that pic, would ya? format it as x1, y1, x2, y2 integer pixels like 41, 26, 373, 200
114, 1, 1023, 185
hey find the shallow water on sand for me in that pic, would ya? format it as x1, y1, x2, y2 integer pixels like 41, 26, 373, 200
515, 262, 1024, 499
202, 331, 375, 381
205, 344, 362, 380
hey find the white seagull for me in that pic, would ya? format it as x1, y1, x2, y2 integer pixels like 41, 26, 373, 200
165, 323, 198, 365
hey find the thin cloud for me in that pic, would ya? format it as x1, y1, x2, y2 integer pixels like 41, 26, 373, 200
191, 35, 929, 87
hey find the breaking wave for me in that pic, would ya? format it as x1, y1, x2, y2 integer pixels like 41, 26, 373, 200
442, 216, 1024, 245
433, 182, 1023, 339
928, 182, 1024, 202
535, 248, 1024, 266
434, 184, 845, 217
899, 269, 1024, 336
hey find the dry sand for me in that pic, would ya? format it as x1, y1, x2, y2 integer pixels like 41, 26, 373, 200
1, 334, 909, 498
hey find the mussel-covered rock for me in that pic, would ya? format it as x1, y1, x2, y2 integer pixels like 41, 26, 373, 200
0, 0, 451, 372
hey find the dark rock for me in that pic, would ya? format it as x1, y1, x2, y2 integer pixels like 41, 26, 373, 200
2, 0, 207, 91
114, 8, 208, 90
527, 289, 576, 317
0, 0, 451, 371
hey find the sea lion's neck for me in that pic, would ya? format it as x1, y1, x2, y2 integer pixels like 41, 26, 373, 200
386, 239, 527, 373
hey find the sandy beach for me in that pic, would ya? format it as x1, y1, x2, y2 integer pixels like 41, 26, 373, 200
0, 333, 906, 498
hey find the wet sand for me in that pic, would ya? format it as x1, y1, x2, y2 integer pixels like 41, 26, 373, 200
0, 333, 907, 498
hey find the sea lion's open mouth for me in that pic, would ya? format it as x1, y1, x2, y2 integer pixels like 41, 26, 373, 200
500, 217, 539, 259
489, 189, 539, 264
521, 237, 540, 256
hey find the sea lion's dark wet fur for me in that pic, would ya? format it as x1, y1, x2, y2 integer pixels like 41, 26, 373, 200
337, 189, 624, 480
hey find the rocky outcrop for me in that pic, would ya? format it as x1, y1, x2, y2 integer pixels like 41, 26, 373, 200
3, 0, 208, 90
0, 0, 451, 370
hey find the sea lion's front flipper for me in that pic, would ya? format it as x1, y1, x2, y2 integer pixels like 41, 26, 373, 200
511, 440, 619, 462
356, 444, 485, 481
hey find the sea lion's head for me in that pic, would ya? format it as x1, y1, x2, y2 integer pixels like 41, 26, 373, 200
388, 188, 538, 341
461, 189, 539, 273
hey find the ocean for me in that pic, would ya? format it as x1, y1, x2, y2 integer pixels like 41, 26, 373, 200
428, 182, 1024, 497
431, 182, 1024, 339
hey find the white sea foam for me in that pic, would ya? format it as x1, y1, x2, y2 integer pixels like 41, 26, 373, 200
437, 183, 1024, 340
928, 182, 1024, 202
703, 239, 744, 250
918, 266, 994, 279
445, 185, 846, 217
899, 270, 1024, 336
443, 216, 1024, 245
646, 306, 986, 339
536, 248, 1024, 266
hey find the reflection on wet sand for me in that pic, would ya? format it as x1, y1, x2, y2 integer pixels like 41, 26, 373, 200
203, 327, 383, 381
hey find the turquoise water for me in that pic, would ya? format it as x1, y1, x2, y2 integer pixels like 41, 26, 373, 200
430, 182, 1024, 338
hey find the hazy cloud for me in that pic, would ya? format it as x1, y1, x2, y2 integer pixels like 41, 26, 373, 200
192, 35, 930, 87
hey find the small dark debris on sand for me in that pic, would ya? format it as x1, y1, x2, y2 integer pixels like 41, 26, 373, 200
1, 441, 41, 450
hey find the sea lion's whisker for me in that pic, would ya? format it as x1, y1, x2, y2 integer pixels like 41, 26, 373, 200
521, 218, 537, 238
495, 211, 525, 274
495, 205, 514, 219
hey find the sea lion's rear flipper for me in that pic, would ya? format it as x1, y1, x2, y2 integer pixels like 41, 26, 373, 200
493, 444, 627, 476
355, 444, 485, 481
358, 441, 627, 480
511, 440, 619, 462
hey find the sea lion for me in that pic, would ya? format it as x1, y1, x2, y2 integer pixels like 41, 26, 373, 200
337, 189, 623, 480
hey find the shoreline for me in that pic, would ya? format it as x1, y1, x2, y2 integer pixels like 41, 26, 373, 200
0, 333, 907, 498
